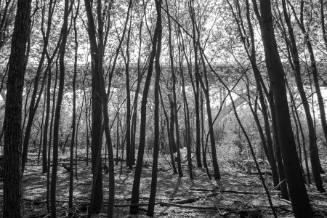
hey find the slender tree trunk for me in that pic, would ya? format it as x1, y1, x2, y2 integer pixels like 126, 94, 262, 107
124, 0, 133, 168
42, 46, 55, 173
198, 36, 221, 180
166, 0, 182, 177
101, 79, 115, 218
83, 84, 90, 166
147, 2, 162, 215
200, 91, 210, 178
38, 98, 46, 165
174, 97, 183, 178
190, 6, 202, 168
98, 37, 115, 218
47, 60, 58, 212
116, 113, 120, 165
50, 0, 69, 217
268, 91, 289, 199
69, 0, 80, 209
179, 29, 202, 171
159, 87, 177, 174
75, 94, 84, 180
179, 50, 193, 180
200, 73, 221, 181
130, 4, 161, 213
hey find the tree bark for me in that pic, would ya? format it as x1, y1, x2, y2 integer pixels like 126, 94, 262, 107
69, 0, 80, 209
254, 0, 313, 216
50, 0, 70, 217
84, 0, 104, 213
124, 0, 133, 168
189, 1, 202, 168
130, 3, 161, 213
147, 1, 162, 215
3, 0, 32, 217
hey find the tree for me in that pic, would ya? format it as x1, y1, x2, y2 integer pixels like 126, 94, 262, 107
130, 0, 162, 213
279, 0, 325, 192
3, 0, 32, 217
124, 0, 133, 168
189, 0, 202, 168
253, 0, 313, 216
69, 0, 80, 209
130, 12, 145, 168
147, 1, 163, 215
190, 1, 221, 181
41, 0, 60, 174
84, 0, 115, 215
50, 0, 70, 217
84, 0, 104, 213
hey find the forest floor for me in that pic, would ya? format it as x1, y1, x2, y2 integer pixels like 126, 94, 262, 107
1, 153, 327, 217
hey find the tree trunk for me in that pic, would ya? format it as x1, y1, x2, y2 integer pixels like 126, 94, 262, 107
190, 7, 202, 169
147, 1, 162, 215
69, 0, 80, 209
171, 88, 183, 177
3, 0, 32, 217
198, 34, 221, 180
159, 88, 177, 174
130, 5, 161, 214
50, 0, 69, 217
46, 60, 58, 212
243, 0, 279, 186
180, 54, 193, 180
84, 0, 104, 213
269, 91, 289, 200
124, 0, 133, 168
255, 0, 312, 216
199, 71, 221, 181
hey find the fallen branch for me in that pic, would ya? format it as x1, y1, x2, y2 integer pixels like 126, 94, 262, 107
158, 202, 218, 210
172, 197, 200, 204
221, 190, 278, 195
190, 188, 279, 196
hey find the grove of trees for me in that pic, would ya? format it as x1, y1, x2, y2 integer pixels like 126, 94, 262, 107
1, 0, 327, 217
